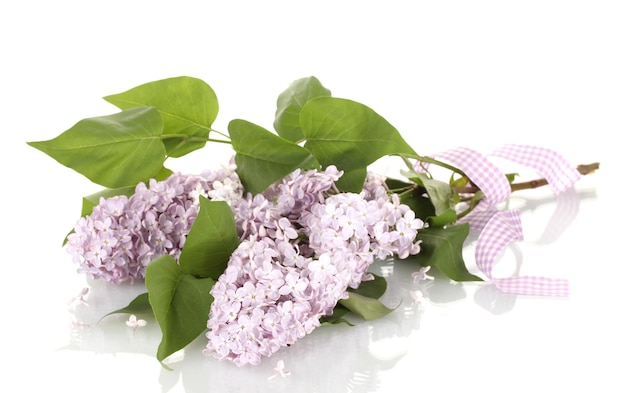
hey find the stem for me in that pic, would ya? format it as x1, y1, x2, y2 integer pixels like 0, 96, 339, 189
160, 134, 231, 144
456, 191, 484, 220
453, 162, 599, 220
402, 154, 472, 180
211, 129, 231, 140
452, 162, 600, 194
416, 155, 470, 179
205, 138, 232, 144
397, 187, 418, 199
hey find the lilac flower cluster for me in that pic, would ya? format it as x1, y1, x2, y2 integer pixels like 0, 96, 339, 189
204, 166, 423, 366
65, 160, 424, 366
65, 164, 242, 283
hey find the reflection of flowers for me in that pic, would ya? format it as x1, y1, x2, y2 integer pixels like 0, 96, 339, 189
126, 315, 147, 334
412, 266, 434, 284
68, 287, 90, 307
63, 258, 424, 393
57, 251, 436, 393
268, 359, 291, 380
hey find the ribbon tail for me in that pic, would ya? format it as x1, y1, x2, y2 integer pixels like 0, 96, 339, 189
475, 210, 569, 297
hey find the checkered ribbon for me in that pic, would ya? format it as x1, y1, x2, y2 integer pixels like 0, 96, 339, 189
475, 210, 569, 296
475, 210, 523, 279
415, 145, 580, 297
431, 147, 511, 208
491, 144, 581, 193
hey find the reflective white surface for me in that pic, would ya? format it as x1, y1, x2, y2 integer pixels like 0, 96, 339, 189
2, 1, 624, 392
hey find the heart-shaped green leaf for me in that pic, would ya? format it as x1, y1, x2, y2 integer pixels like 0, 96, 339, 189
334, 167, 368, 193
274, 76, 331, 142
100, 292, 153, 321
320, 304, 354, 326
339, 292, 395, 321
348, 273, 387, 299
104, 76, 218, 157
145, 255, 215, 363
301, 97, 417, 173
80, 186, 137, 217
229, 119, 319, 194
179, 197, 240, 279
409, 173, 455, 217
415, 224, 482, 282
28, 106, 166, 188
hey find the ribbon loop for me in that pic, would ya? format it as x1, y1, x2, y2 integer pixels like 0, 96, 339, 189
429, 147, 511, 208
475, 210, 523, 279
414, 144, 579, 297
490, 144, 581, 194
475, 209, 569, 297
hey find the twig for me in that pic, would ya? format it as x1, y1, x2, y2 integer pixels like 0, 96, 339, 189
452, 162, 600, 194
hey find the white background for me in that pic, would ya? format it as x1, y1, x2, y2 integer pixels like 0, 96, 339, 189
1, 1, 624, 392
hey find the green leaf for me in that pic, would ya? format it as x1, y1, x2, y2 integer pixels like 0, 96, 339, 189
62, 185, 139, 246
414, 224, 482, 282
179, 197, 240, 279
229, 119, 319, 194
403, 193, 437, 222
334, 167, 368, 193
320, 304, 354, 326
274, 76, 331, 142
505, 173, 519, 183
387, 175, 457, 227
27, 106, 166, 188
301, 97, 417, 173
348, 274, 387, 299
80, 186, 137, 217
146, 255, 215, 363
339, 292, 395, 321
427, 208, 458, 228
104, 76, 219, 157
323, 274, 389, 324
449, 174, 469, 189
100, 292, 153, 321
386, 178, 436, 219
155, 166, 174, 181
409, 173, 455, 217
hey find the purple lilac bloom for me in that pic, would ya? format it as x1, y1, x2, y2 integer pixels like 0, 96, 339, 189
263, 165, 342, 220
65, 159, 424, 366
65, 163, 243, 284
204, 166, 423, 366
204, 236, 319, 366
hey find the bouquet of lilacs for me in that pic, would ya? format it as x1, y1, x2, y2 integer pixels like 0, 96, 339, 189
27, 76, 598, 367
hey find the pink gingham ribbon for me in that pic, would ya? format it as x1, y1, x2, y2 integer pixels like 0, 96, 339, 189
415, 145, 580, 297
475, 209, 569, 296
431, 147, 511, 208
475, 210, 523, 279
490, 144, 581, 193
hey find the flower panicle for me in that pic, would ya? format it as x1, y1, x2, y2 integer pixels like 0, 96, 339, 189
65, 163, 243, 284
204, 166, 423, 366
66, 163, 425, 366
